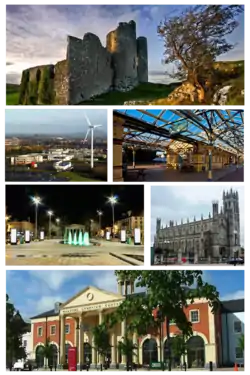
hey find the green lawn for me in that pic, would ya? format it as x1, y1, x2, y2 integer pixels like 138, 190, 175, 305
80, 82, 180, 105
6, 84, 20, 105
56, 171, 101, 182
6, 82, 179, 106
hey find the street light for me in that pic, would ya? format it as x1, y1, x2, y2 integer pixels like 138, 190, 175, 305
107, 196, 118, 234
97, 210, 103, 233
48, 211, 53, 239
31, 196, 41, 240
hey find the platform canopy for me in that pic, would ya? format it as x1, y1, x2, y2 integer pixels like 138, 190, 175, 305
114, 110, 244, 155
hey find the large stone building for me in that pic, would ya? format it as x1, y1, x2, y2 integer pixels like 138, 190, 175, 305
19, 20, 148, 105
154, 189, 241, 261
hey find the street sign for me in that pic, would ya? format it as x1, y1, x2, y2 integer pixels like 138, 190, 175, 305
150, 362, 163, 369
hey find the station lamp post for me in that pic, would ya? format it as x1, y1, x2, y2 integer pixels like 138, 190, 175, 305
97, 210, 103, 232
107, 195, 118, 234
56, 218, 61, 238
48, 211, 53, 239
31, 196, 41, 240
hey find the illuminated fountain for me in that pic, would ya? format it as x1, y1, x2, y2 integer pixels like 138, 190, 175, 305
64, 225, 90, 246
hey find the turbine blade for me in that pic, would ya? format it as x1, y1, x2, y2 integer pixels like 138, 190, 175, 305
84, 112, 92, 127
93, 125, 102, 128
84, 128, 90, 141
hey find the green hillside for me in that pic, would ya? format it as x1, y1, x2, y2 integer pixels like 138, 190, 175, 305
6, 60, 244, 105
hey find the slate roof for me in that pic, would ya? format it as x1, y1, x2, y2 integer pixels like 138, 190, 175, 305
221, 298, 244, 313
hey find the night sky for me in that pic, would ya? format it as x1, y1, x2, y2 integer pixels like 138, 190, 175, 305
6, 185, 144, 227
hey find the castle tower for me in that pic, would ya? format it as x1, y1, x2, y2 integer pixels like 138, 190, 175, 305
137, 36, 148, 83
212, 200, 219, 217
106, 20, 138, 91
223, 189, 241, 255
156, 218, 161, 233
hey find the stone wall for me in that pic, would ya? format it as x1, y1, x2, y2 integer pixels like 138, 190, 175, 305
19, 64, 55, 105
137, 37, 148, 83
67, 34, 113, 104
18, 20, 148, 105
106, 20, 138, 91
54, 60, 69, 104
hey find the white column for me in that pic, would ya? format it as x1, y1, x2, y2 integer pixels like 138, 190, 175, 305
133, 332, 138, 364
111, 333, 116, 365
98, 311, 104, 365
92, 336, 97, 366
121, 320, 126, 365
60, 314, 65, 365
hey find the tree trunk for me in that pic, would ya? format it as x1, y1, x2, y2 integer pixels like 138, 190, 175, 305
166, 319, 172, 371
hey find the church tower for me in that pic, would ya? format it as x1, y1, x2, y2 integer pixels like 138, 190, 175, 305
223, 189, 240, 255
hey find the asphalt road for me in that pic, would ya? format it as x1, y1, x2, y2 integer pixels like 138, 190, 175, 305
6, 239, 144, 266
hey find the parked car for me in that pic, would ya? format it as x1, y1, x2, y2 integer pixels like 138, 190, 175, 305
227, 257, 244, 265
12, 359, 38, 371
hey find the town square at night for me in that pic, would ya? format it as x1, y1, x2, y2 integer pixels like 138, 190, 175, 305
5, 185, 144, 266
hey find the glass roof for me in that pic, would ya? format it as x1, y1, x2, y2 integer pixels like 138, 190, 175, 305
115, 110, 244, 155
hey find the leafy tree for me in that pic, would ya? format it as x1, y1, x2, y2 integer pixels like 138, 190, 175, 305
92, 323, 111, 369
238, 334, 244, 357
170, 334, 187, 365
6, 294, 28, 368
41, 339, 57, 368
106, 271, 219, 371
117, 336, 137, 370
157, 5, 244, 102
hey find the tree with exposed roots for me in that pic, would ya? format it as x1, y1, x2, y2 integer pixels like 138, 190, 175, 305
157, 5, 244, 102
104, 271, 219, 371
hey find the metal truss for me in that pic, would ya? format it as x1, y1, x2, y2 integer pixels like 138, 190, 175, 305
115, 110, 244, 155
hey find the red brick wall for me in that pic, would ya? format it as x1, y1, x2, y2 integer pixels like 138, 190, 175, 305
138, 301, 211, 344
33, 317, 76, 348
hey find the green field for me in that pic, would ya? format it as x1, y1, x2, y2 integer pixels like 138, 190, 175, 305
6, 60, 244, 105
6, 84, 20, 105
6, 82, 179, 106
56, 171, 101, 182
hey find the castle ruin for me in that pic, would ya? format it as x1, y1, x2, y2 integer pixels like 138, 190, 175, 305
19, 20, 148, 105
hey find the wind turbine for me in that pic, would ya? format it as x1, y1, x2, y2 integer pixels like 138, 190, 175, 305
83, 112, 102, 169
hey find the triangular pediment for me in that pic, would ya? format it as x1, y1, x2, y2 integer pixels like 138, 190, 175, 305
61, 286, 124, 309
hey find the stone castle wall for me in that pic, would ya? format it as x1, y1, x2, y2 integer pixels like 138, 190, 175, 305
19, 20, 148, 105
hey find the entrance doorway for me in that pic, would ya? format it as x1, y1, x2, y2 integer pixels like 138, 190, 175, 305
35, 345, 45, 368
142, 338, 158, 365
187, 336, 205, 368
48, 344, 58, 367
84, 343, 92, 364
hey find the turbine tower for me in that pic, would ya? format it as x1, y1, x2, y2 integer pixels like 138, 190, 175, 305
83, 112, 102, 169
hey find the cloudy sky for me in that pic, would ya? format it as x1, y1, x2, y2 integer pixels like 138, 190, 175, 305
6, 270, 244, 321
5, 109, 107, 135
6, 5, 244, 84
151, 186, 244, 245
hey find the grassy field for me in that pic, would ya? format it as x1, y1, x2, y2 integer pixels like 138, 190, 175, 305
6, 84, 20, 105
56, 171, 100, 182
6, 61, 244, 105
6, 82, 180, 106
